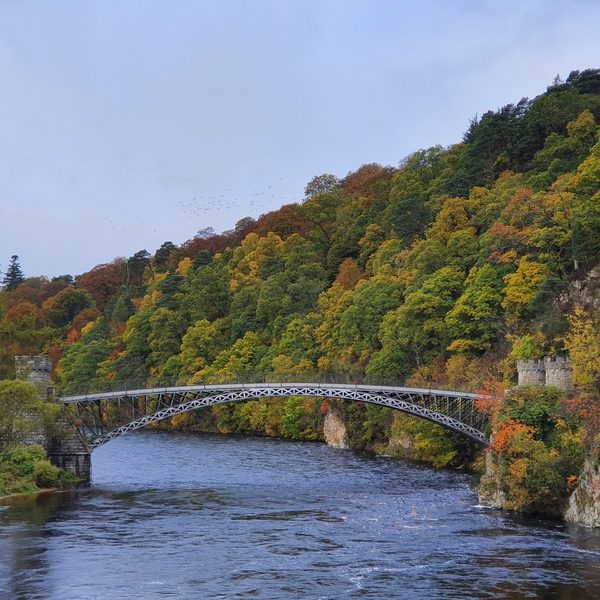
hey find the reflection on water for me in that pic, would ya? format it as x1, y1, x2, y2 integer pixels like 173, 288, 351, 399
2, 430, 600, 599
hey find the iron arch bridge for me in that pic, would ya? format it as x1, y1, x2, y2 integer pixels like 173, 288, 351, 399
59, 381, 492, 450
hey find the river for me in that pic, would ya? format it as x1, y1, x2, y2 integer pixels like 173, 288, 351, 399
1, 430, 600, 599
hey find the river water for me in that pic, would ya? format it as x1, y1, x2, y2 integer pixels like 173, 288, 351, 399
1, 431, 600, 599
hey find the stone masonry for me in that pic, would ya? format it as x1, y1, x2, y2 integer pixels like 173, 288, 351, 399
544, 356, 574, 390
15, 355, 52, 446
516, 355, 573, 391
15, 355, 53, 396
515, 359, 546, 386
15, 356, 91, 481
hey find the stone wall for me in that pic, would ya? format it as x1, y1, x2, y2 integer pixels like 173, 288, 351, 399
544, 356, 573, 390
46, 416, 91, 483
15, 355, 52, 446
15, 355, 52, 387
516, 356, 573, 391
516, 359, 546, 386
14, 355, 91, 482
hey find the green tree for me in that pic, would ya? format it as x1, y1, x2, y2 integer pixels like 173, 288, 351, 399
198, 332, 267, 383
445, 265, 504, 353
0, 379, 53, 462
182, 261, 231, 323
127, 249, 151, 287
178, 319, 224, 380
147, 308, 188, 373
304, 173, 339, 198
529, 110, 598, 189
338, 277, 404, 363
372, 267, 464, 373
154, 241, 179, 272
2, 255, 25, 291
383, 147, 445, 243
56, 338, 110, 394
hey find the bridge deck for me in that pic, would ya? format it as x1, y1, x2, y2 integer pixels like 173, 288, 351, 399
60, 382, 483, 403
59, 381, 492, 448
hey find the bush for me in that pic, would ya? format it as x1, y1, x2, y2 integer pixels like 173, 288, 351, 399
33, 460, 61, 488
487, 387, 586, 514
7, 445, 46, 477
502, 385, 563, 441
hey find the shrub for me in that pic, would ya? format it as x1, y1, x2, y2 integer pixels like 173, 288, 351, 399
502, 385, 563, 441
33, 460, 61, 488
7, 445, 46, 476
487, 386, 585, 514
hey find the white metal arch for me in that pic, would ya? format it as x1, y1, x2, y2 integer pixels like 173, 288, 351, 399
70, 384, 490, 449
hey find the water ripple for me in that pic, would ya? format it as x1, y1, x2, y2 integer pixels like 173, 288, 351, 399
1, 430, 600, 599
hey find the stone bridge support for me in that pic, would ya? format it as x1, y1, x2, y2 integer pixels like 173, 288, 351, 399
46, 422, 91, 483
15, 355, 91, 482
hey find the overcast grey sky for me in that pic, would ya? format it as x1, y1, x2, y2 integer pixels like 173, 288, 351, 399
1, 0, 599, 277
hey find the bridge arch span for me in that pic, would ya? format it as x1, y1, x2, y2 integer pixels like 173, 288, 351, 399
62, 383, 491, 449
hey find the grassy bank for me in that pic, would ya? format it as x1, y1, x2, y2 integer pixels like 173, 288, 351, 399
0, 445, 77, 498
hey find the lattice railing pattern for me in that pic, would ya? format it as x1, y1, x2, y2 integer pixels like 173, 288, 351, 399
59, 382, 492, 449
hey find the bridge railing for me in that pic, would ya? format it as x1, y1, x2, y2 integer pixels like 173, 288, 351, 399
59, 372, 404, 397
58, 372, 483, 398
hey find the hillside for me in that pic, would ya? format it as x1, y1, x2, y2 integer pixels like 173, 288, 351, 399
3, 69, 600, 513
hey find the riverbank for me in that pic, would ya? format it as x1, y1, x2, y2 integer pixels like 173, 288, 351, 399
0, 487, 62, 504
0, 445, 79, 500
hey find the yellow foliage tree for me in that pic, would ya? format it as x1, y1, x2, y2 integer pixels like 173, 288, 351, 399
564, 305, 600, 389
502, 257, 549, 318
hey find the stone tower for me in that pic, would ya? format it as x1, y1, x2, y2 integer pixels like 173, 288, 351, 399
516, 359, 546, 386
14, 355, 91, 481
15, 355, 52, 386
516, 356, 574, 392
14, 356, 53, 446
544, 356, 574, 391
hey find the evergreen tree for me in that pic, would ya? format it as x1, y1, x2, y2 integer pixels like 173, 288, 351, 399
2, 255, 24, 291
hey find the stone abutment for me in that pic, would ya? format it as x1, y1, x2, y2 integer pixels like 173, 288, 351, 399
15, 355, 91, 482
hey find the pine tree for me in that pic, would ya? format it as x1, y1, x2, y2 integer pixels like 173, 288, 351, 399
2, 255, 25, 291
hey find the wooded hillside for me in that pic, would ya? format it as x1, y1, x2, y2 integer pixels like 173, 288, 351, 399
3, 70, 600, 486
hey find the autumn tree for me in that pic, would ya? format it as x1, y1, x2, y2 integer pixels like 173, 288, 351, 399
304, 173, 339, 198
563, 307, 600, 439
4, 70, 600, 479
42, 288, 95, 328
76, 261, 125, 312
502, 257, 550, 321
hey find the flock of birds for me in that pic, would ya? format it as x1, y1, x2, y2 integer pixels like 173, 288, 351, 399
176, 179, 285, 218
8, 181, 290, 252
88, 180, 287, 238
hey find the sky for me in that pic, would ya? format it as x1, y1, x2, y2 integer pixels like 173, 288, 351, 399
0, 0, 599, 278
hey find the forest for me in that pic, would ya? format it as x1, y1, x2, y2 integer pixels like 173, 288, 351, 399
2, 69, 600, 512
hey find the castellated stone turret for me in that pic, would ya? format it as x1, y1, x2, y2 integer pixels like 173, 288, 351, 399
15, 355, 52, 386
14, 355, 53, 446
13, 355, 90, 480
516, 359, 546, 386
516, 356, 573, 391
544, 356, 573, 391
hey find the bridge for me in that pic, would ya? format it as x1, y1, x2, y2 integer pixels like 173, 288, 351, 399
51, 378, 492, 481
